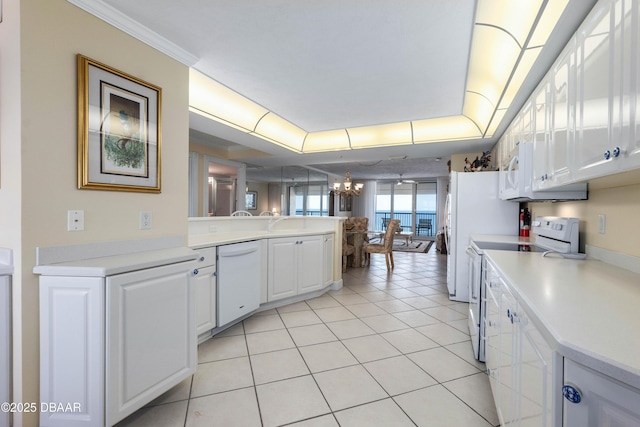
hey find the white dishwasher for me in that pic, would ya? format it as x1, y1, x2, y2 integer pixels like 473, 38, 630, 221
217, 240, 261, 326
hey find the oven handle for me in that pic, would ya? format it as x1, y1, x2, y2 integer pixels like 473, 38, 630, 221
466, 246, 481, 300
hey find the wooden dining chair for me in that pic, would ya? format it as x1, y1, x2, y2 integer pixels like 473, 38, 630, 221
342, 221, 355, 272
231, 210, 253, 216
363, 219, 400, 271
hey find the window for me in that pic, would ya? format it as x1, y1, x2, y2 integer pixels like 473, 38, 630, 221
374, 181, 437, 236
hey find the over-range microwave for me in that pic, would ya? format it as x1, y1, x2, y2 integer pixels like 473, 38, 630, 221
499, 141, 587, 201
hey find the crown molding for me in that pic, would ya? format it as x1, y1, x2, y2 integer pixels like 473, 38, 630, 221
67, 0, 199, 66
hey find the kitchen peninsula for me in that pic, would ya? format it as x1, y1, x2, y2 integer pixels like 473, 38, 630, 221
188, 215, 343, 339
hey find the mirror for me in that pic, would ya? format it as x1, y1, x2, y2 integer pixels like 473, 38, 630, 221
189, 154, 329, 217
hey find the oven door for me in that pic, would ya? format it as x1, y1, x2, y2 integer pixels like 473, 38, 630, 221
466, 245, 482, 360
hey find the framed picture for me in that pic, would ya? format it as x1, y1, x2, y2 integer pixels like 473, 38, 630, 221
246, 191, 257, 210
340, 194, 352, 211
77, 54, 162, 193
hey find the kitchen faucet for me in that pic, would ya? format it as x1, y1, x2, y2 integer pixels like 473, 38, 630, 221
267, 216, 288, 232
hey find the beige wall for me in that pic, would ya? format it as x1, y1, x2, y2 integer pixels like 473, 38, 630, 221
0, 1, 190, 425
527, 174, 640, 258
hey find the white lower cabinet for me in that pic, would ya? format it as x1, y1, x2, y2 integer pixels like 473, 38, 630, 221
1, 272, 12, 427
268, 235, 324, 301
563, 359, 640, 427
39, 261, 196, 427
193, 247, 216, 337
323, 233, 334, 287
485, 258, 555, 427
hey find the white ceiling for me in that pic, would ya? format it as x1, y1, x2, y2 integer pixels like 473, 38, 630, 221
89, 0, 596, 180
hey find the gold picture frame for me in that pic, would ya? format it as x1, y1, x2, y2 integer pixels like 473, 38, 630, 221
77, 54, 162, 193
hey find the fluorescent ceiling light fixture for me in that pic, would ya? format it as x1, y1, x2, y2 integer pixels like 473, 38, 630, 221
253, 112, 306, 152
347, 122, 412, 149
188, 0, 570, 153
303, 129, 351, 152
412, 116, 480, 143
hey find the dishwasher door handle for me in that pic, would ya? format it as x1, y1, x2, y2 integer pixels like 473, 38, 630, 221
219, 247, 259, 258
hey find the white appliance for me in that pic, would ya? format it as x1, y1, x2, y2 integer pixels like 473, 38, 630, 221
217, 240, 261, 326
500, 141, 587, 201
468, 216, 581, 361
445, 171, 519, 302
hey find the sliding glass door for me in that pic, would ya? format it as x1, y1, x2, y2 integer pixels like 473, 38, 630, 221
374, 181, 437, 237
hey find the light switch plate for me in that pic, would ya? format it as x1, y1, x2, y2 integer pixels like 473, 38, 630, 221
68, 210, 84, 231
598, 214, 606, 234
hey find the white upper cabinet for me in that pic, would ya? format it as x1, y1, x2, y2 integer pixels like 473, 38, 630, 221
573, 0, 640, 180
551, 40, 577, 186
532, 77, 553, 190
575, 0, 614, 178
502, 0, 640, 188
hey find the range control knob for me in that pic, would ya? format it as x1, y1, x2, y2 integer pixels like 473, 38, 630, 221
562, 384, 582, 404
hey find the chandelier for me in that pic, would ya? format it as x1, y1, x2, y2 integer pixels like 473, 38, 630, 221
332, 171, 363, 196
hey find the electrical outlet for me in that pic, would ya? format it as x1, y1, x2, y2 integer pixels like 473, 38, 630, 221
139, 211, 152, 230
598, 214, 606, 234
67, 210, 84, 231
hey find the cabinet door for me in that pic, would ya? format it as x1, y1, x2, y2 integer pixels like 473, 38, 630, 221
323, 234, 334, 287
40, 276, 105, 427
298, 235, 324, 294
563, 359, 640, 427
551, 41, 576, 186
267, 237, 298, 301
518, 310, 554, 427
533, 78, 553, 190
485, 275, 501, 396
498, 283, 518, 426
194, 265, 216, 336
575, 1, 616, 179
634, 0, 640, 169
106, 262, 196, 425
0, 276, 10, 427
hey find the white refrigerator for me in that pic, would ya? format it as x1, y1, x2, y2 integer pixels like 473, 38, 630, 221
445, 171, 519, 302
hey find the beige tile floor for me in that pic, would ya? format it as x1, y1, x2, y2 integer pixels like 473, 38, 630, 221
116, 247, 499, 427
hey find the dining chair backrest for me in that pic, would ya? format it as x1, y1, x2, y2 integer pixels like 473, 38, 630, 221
347, 217, 369, 232
231, 210, 253, 216
259, 211, 274, 216
383, 220, 400, 251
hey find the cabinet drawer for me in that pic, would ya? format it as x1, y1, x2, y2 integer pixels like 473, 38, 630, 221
194, 247, 216, 267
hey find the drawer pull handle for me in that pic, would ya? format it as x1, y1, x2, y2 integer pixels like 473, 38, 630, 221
193, 269, 199, 275
199, 256, 205, 262
562, 384, 582, 404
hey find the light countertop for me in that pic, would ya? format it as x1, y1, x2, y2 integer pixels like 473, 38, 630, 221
189, 229, 334, 249
33, 247, 198, 277
484, 249, 640, 390
470, 234, 534, 246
